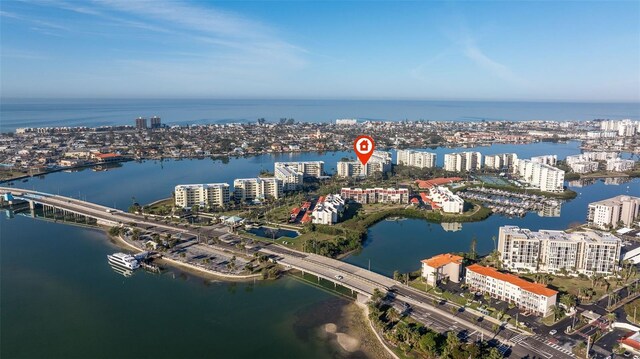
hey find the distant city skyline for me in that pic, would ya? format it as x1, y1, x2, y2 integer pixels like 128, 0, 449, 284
1, 0, 639, 101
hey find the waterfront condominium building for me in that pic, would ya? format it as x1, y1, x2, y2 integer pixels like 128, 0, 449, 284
274, 165, 303, 191
423, 186, 465, 213
275, 161, 324, 178
606, 158, 636, 172
443, 152, 482, 172
337, 151, 392, 177
513, 159, 565, 192
465, 264, 558, 317
484, 153, 518, 170
311, 194, 345, 225
396, 149, 437, 169
233, 178, 283, 202
340, 187, 410, 204
150, 116, 162, 129
421, 253, 463, 287
174, 183, 230, 209
588, 195, 640, 229
530, 155, 557, 166
135, 117, 147, 129
498, 225, 622, 275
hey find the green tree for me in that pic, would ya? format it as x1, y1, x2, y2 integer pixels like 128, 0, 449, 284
469, 235, 478, 260
418, 331, 438, 356
486, 347, 504, 359
560, 294, 577, 309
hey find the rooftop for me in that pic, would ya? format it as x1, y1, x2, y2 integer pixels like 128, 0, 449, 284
422, 253, 463, 268
466, 263, 558, 297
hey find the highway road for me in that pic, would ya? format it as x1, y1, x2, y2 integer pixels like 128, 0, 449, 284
2, 187, 577, 358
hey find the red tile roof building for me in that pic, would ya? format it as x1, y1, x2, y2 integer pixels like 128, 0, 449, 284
465, 264, 558, 317
340, 187, 410, 204
421, 253, 463, 286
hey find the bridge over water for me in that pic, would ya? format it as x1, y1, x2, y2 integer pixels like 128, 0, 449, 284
0, 186, 575, 359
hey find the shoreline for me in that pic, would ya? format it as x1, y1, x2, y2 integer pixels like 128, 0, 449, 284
107, 230, 262, 281
356, 301, 400, 359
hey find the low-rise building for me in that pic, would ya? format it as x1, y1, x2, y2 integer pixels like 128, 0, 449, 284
588, 195, 640, 229
498, 225, 622, 275
569, 161, 599, 174
421, 253, 463, 286
311, 194, 345, 225
174, 183, 230, 209
606, 158, 635, 172
465, 264, 558, 317
340, 187, 410, 204
423, 186, 464, 213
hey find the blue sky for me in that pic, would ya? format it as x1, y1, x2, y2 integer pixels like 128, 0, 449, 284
1, 1, 639, 101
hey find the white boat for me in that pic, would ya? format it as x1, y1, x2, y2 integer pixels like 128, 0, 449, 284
107, 252, 140, 270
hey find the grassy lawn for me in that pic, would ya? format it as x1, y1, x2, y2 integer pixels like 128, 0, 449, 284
520, 273, 640, 301
145, 198, 174, 212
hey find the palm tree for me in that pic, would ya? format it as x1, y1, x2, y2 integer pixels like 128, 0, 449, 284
550, 305, 565, 321
560, 294, 577, 310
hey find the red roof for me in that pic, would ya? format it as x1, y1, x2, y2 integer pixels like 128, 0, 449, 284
422, 253, 463, 268
301, 212, 312, 223
95, 153, 120, 159
416, 177, 463, 189
410, 198, 419, 204
466, 264, 557, 297
620, 332, 640, 351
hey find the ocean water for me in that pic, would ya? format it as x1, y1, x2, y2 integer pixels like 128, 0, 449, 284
1, 98, 639, 132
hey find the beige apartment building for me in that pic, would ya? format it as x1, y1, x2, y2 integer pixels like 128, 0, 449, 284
498, 225, 621, 275
588, 195, 640, 229
174, 183, 230, 209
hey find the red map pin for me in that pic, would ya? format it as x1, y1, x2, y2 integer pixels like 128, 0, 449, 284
354, 135, 375, 165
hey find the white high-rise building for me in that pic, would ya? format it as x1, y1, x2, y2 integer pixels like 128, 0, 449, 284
274, 161, 324, 190
601, 119, 639, 137
513, 159, 565, 192
588, 195, 640, 229
484, 153, 518, 170
530, 155, 557, 166
443, 152, 482, 172
275, 161, 324, 177
233, 178, 283, 201
337, 151, 391, 177
397, 149, 437, 169
174, 183, 230, 209
498, 226, 621, 275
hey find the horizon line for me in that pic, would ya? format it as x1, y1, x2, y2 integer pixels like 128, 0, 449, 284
1, 96, 639, 104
